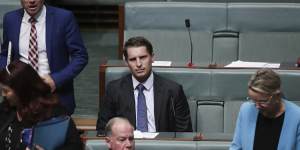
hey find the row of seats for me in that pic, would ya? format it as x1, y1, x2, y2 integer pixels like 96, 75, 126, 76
103, 67, 300, 133
2, 2, 300, 65
56, 0, 300, 5
86, 139, 231, 150
124, 2, 300, 65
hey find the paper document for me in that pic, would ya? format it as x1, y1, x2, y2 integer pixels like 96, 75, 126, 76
152, 61, 172, 66
134, 130, 159, 139
225, 60, 280, 68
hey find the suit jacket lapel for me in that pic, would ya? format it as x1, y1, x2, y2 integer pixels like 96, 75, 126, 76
123, 75, 137, 127
153, 74, 164, 130
45, 6, 53, 67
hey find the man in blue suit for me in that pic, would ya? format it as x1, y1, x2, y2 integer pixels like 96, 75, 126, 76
0, 0, 88, 115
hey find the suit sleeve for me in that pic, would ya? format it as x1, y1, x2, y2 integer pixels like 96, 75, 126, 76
0, 13, 9, 69
174, 85, 193, 132
96, 83, 115, 135
230, 104, 244, 150
50, 12, 88, 88
296, 119, 300, 150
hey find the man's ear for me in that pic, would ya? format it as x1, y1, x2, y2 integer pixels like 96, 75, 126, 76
105, 137, 112, 149
124, 56, 129, 65
123, 54, 126, 62
151, 54, 155, 63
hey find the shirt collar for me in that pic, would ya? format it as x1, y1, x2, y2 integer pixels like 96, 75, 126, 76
132, 72, 154, 91
23, 5, 46, 23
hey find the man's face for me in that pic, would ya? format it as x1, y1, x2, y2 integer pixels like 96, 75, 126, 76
21, 0, 44, 17
126, 46, 154, 83
106, 123, 135, 150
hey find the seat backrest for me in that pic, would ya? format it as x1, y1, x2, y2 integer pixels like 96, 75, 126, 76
277, 70, 300, 101
228, 3, 300, 63
124, 2, 227, 64
210, 69, 254, 133
156, 68, 211, 131
136, 140, 197, 150
125, 2, 227, 32
196, 99, 224, 133
169, 0, 296, 2
85, 139, 107, 150
105, 67, 211, 99
0, 1, 20, 28
0, 2, 20, 46
85, 139, 231, 150
55, 0, 168, 5
104, 67, 130, 87
196, 141, 231, 150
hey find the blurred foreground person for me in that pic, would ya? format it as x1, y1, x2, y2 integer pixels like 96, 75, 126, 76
0, 0, 88, 114
0, 60, 82, 150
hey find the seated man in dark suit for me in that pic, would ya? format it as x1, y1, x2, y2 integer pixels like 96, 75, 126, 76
97, 36, 192, 135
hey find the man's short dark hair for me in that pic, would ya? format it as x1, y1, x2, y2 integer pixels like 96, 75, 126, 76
123, 36, 153, 60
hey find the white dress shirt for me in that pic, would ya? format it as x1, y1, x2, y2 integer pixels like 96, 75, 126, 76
19, 5, 50, 76
132, 72, 156, 132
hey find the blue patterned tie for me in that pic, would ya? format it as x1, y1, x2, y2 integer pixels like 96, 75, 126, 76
136, 84, 148, 132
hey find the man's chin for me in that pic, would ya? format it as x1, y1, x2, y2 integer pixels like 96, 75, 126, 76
134, 71, 145, 77
134, 75, 147, 82
26, 8, 39, 16
27, 11, 37, 16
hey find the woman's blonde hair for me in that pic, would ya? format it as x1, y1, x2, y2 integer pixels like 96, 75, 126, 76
248, 68, 281, 95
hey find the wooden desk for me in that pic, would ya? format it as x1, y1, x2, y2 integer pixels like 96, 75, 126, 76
81, 130, 232, 150
81, 130, 233, 141
73, 117, 97, 131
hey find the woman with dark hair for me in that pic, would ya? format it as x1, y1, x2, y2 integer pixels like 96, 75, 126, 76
0, 60, 82, 150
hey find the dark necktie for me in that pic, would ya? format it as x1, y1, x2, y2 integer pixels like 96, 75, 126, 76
136, 84, 148, 132
28, 17, 38, 71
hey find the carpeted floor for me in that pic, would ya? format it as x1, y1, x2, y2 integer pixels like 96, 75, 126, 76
73, 29, 119, 118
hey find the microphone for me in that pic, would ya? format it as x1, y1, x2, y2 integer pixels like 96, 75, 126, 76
193, 133, 204, 141
185, 19, 190, 28
185, 19, 194, 68
170, 96, 176, 138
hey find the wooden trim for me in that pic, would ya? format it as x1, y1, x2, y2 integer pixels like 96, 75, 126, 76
73, 117, 97, 131
118, 5, 125, 59
99, 63, 108, 108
